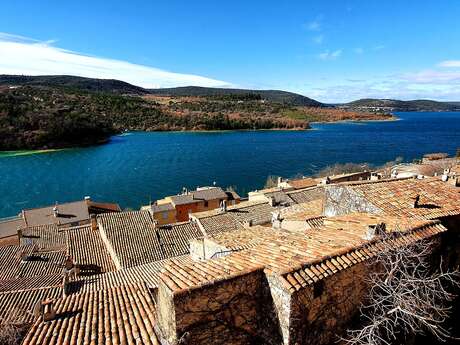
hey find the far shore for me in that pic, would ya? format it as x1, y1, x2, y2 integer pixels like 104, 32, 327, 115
0, 115, 398, 155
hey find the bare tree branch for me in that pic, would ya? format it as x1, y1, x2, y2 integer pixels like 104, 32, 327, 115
343, 234, 460, 345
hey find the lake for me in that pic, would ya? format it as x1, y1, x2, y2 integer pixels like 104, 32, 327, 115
1, 111, 460, 218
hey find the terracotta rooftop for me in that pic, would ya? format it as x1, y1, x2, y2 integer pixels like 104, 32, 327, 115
159, 213, 445, 294
193, 201, 277, 236
0, 286, 62, 325
348, 177, 460, 219
287, 186, 324, 204
69, 255, 192, 294
287, 177, 319, 189
22, 282, 160, 345
0, 244, 66, 280
66, 225, 116, 273
98, 211, 203, 268
20, 224, 66, 249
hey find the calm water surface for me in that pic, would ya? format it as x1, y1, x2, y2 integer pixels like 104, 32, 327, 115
1, 111, 460, 218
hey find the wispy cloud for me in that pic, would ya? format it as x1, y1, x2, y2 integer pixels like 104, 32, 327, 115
318, 49, 342, 61
438, 60, 460, 68
312, 34, 324, 44
0, 32, 231, 88
306, 20, 321, 31
305, 15, 323, 32
353, 47, 364, 54
372, 45, 385, 51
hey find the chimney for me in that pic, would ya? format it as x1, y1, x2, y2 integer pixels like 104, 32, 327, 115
220, 200, 227, 213
271, 211, 283, 229
84, 196, 91, 201
53, 203, 59, 218
441, 174, 449, 182
277, 177, 283, 186
243, 219, 253, 228
412, 194, 420, 208
90, 214, 97, 231
42, 299, 56, 322
363, 222, 386, 240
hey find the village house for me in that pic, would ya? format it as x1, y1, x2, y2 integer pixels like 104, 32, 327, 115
0, 198, 120, 247
144, 186, 240, 224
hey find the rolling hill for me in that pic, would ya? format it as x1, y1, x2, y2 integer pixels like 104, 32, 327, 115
344, 98, 460, 112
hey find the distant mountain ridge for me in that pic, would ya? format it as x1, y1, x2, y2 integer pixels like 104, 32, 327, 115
344, 98, 460, 112
148, 86, 323, 107
0, 75, 147, 95
0, 75, 323, 106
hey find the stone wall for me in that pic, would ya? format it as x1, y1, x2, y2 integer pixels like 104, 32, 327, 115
323, 185, 381, 217
289, 262, 373, 345
155, 269, 283, 345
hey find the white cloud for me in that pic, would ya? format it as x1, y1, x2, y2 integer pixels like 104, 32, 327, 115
438, 60, 460, 68
400, 70, 460, 83
0, 32, 231, 88
318, 49, 342, 61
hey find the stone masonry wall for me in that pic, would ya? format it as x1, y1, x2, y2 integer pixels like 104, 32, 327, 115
323, 185, 381, 217
156, 269, 283, 345
289, 261, 374, 345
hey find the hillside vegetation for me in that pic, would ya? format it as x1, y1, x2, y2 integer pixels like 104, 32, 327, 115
0, 75, 393, 150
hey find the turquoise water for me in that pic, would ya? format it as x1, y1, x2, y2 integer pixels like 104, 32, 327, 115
1, 112, 460, 218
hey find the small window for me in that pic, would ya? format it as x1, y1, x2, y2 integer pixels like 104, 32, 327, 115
204, 201, 209, 207
162, 211, 168, 220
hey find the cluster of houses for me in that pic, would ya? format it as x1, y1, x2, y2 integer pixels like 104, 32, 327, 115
0, 153, 459, 345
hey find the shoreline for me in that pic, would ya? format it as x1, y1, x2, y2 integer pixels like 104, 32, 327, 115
0, 115, 397, 155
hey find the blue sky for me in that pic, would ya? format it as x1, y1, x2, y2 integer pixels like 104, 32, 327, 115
1, 0, 460, 102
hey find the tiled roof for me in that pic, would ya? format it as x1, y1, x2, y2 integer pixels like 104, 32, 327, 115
156, 221, 203, 258
264, 190, 295, 205
0, 274, 62, 293
282, 221, 446, 292
192, 187, 228, 201
0, 286, 62, 325
159, 213, 445, 294
288, 178, 319, 189
98, 211, 203, 268
20, 224, 66, 248
22, 282, 160, 345
151, 202, 175, 213
69, 255, 192, 294
66, 225, 116, 273
287, 186, 324, 204
197, 212, 244, 236
279, 200, 324, 220
0, 245, 66, 280
349, 177, 460, 219
305, 216, 325, 229
193, 201, 277, 236
170, 194, 195, 205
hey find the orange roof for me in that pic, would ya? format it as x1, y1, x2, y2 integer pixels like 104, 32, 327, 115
159, 213, 445, 294
348, 177, 460, 219
288, 178, 319, 189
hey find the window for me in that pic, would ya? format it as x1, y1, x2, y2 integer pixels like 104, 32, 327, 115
162, 211, 168, 220
313, 280, 325, 298
204, 201, 209, 208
